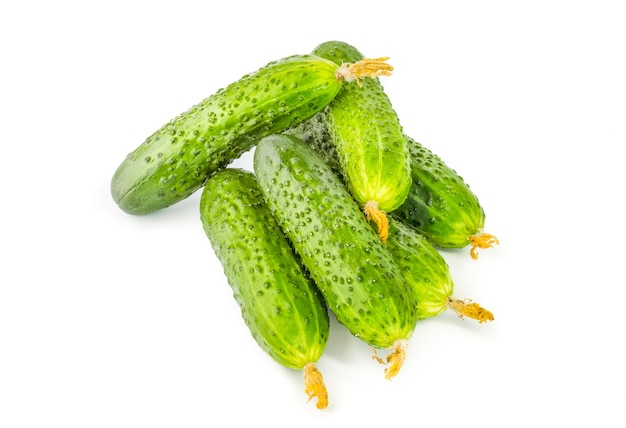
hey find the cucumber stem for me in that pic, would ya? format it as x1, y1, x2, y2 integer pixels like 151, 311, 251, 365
335, 57, 393, 86
371, 339, 408, 380
364, 200, 389, 243
447, 297, 494, 323
304, 363, 329, 409
468, 232, 499, 260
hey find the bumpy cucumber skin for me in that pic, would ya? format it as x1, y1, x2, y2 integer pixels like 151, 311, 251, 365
288, 114, 486, 249
386, 218, 454, 319
292, 42, 486, 249
393, 136, 486, 248
311, 40, 362, 70
112, 54, 342, 215
310, 42, 412, 213
284, 110, 339, 170
253, 134, 417, 349
200, 168, 329, 369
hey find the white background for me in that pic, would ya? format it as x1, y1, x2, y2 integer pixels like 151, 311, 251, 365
1, 1, 625, 426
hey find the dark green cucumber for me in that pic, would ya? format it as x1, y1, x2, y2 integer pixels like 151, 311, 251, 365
199, 168, 330, 409
112, 53, 385, 215
253, 134, 418, 380
386, 218, 493, 323
393, 136, 498, 259
308, 41, 412, 243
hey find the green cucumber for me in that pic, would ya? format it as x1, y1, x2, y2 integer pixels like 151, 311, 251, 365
307, 41, 412, 243
393, 136, 498, 259
386, 218, 493, 323
253, 134, 418, 380
111, 53, 390, 215
199, 168, 330, 409
290, 41, 498, 259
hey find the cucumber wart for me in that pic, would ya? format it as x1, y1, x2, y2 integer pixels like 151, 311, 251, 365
200, 168, 330, 409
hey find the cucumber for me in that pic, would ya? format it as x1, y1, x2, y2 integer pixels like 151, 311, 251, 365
253, 134, 418, 380
308, 41, 412, 243
386, 218, 493, 323
289, 41, 498, 259
393, 136, 498, 259
112, 53, 391, 215
199, 168, 330, 409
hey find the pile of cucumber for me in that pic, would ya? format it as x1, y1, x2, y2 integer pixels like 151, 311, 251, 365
111, 40, 498, 410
